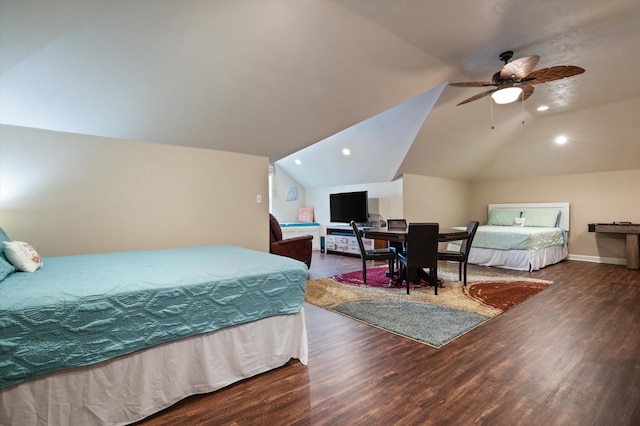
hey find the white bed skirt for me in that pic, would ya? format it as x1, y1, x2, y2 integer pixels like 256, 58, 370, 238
447, 243, 568, 271
0, 309, 308, 426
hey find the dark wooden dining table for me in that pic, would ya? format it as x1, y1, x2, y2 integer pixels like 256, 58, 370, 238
363, 226, 469, 288
364, 227, 468, 244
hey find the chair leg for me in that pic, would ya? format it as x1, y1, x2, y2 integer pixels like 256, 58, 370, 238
463, 261, 468, 287
362, 259, 367, 283
400, 264, 409, 295
458, 262, 462, 281
432, 265, 438, 295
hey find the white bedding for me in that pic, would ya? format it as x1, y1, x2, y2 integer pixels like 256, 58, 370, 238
454, 225, 565, 251
459, 244, 568, 271
448, 225, 568, 271
0, 309, 308, 426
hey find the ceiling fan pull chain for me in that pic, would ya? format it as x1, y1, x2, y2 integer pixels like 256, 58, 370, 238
521, 97, 525, 124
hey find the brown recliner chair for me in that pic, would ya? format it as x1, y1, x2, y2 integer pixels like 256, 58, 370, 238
269, 214, 313, 268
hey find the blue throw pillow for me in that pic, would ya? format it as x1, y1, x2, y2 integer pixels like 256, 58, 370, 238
521, 209, 561, 227
0, 227, 11, 263
487, 209, 521, 226
0, 257, 15, 281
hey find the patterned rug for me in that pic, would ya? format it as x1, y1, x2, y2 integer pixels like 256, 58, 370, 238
331, 266, 440, 289
305, 266, 551, 348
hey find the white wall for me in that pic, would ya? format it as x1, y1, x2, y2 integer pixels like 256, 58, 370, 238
0, 125, 270, 256
302, 175, 469, 234
270, 163, 307, 223
305, 179, 404, 234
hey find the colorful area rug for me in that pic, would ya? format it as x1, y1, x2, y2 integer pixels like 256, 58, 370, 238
331, 266, 442, 289
305, 266, 551, 348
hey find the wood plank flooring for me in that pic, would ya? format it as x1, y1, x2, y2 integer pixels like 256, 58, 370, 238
137, 254, 640, 425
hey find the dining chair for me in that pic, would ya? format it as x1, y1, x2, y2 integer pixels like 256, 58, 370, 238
350, 221, 397, 285
437, 220, 479, 287
386, 218, 407, 270
397, 223, 439, 295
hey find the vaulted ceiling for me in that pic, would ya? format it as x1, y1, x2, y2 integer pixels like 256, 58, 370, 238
2, 0, 639, 187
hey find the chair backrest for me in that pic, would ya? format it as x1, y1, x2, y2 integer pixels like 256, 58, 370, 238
350, 220, 367, 257
405, 223, 439, 266
269, 214, 283, 243
387, 219, 407, 230
459, 221, 480, 258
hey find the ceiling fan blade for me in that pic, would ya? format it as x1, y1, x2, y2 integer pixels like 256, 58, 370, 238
456, 89, 497, 106
524, 65, 585, 85
449, 81, 496, 87
518, 85, 535, 102
500, 55, 540, 80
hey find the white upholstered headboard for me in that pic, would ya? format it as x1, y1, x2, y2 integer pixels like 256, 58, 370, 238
488, 202, 570, 231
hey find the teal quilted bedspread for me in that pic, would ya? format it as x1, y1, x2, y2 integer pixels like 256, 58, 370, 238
0, 245, 307, 389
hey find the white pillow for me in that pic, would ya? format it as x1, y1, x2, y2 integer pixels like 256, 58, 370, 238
513, 217, 526, 227
3, 241, 43, 272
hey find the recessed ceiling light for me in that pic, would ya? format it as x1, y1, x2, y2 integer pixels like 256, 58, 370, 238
555, 135, 567, 145
537, 105, 549, 111
342, 148, 350, 156
294, 159, 301, 165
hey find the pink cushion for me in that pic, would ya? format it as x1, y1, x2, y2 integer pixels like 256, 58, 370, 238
297, 207, 314, 222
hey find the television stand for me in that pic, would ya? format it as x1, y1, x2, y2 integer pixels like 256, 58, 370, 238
325, 226, 386, 257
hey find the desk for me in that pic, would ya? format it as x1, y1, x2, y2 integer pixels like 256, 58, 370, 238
364, 227, 469, 286
588, 223, 640, 270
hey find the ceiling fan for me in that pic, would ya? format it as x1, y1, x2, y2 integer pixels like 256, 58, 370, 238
450, 51, 585, 106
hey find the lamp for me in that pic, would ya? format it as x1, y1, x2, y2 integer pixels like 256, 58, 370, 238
491, 87, 523, 104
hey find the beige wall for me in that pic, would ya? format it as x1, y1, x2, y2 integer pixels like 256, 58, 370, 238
0, 125, 270, 257
402, 173, 471, 229
470, 169, 640, 263
2, 124, 635, 264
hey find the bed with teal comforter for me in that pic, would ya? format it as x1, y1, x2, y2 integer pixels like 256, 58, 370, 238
450, 225, 568, 271
454, 225, 566, 250
0, 245, 308, 390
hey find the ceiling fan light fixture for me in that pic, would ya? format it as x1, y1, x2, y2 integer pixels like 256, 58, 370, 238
491, 87, 523, 104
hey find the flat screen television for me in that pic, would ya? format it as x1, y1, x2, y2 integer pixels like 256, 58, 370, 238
330, 191, 369, 224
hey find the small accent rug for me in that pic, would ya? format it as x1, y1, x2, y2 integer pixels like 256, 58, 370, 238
305, 266, 551, 348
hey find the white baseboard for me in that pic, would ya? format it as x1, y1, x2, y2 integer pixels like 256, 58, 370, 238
567, 254, 626, 266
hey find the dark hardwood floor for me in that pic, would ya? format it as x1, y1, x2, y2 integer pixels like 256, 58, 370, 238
138, 253, 640, 425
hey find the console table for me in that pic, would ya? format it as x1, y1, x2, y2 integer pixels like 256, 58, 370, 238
588, 223, 640, 270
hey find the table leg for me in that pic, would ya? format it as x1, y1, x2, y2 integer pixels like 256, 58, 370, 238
407, 265, 419, 283
626, 234, 639, 270
416, 268, 439, 294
